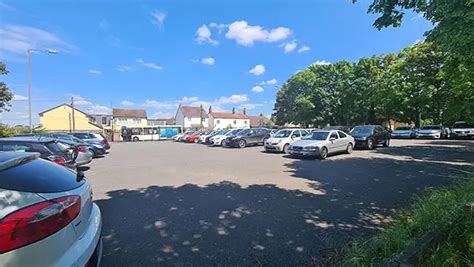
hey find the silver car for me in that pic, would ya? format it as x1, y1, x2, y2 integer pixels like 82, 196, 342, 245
391, 126, 417, 139
288, 130, 355, 159
0, 152, 102, 266
57, 142, 93, 166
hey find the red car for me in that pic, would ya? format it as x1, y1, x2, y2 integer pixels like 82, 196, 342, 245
185, 131, 204, 143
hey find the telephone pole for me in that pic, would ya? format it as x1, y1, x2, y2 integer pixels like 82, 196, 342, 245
71, 97, 76, 131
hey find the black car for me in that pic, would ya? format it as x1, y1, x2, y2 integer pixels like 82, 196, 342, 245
0, 136, 77, 169
350, 125, 390, 149
16, 133, 106, 157
224, 128, 271, 148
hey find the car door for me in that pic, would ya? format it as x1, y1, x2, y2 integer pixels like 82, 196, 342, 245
327, 131, 339, 153
337, 131, 350, 151
373, 126, 382, 144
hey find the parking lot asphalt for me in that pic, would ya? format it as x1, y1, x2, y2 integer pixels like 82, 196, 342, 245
87, 139, 474, 266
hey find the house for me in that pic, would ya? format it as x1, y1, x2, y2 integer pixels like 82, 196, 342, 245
175, 105, 209, 129
112, 109, 147, 130
89, 114, 113, 129
208, 108, 250, 130
38, 104, 103, 132
147, 118, 175, 126
249, 114, 272, 128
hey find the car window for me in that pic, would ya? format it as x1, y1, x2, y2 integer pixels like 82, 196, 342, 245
0, 144, 31, 152
338, 131, 347, 138
301, 130, 309, 136
73, 133, 89, 139
293, 130, 301, 137
45, 142, 63, 152
330, 132, 338, 139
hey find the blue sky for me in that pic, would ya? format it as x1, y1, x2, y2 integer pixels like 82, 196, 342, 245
0, 0, 432, 126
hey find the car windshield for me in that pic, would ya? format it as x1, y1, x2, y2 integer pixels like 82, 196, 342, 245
421, 126, 441, 130
350, 127, 373, 135
453, 122, 473, 128
273, 130, 292, 138
395, 126, 412, 130
303, 131, 329, 140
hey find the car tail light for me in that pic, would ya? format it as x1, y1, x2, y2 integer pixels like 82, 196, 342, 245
77, 146, 88, 153
101, 138, 108, 144
0, 195, 81, 254
47, 155, 66, 165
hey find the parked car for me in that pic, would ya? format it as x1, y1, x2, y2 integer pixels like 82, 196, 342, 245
17, 133, 106, 157
264, 129, 309, 153
288, 130, 355, 159
322, 126, 351, 134
208, 129, 242, 146
0, 152, 103, 266
390, 126, 417, 139
57, 141, 93, 166
223, 128, 271, 148
185, 131, 206, 143
0, 137, 78, 169
451, 121, 474, 139
416, 125, 449, 139
198, 131, 216, 143
69, 132, 110, 150
178, 130, 196, 142
350, 125, 390, 149
205, 130, 229, 145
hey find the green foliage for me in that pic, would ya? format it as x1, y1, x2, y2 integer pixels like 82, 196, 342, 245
344, 176, 474, 266
0, 124, 16, 137
0, 62, 13, 112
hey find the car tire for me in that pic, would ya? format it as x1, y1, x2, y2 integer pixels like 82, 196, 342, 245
238, 140, 246, 148
282, 144, 289, 153
89, 149, 96, 157
319, 147, 328, 159
367, 138, 374, 150
383, 138, 390, 147
262, 137, 268, 145
133, 137, 139, 142
346, 143, 353, 154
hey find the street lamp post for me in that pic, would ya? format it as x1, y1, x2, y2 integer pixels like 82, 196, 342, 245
27, 48, 58, 133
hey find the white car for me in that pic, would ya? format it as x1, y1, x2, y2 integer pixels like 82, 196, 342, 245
264, 129, 309, 153
452, 121, 474, 139
390, 126, 417, 139
208, 129, 243, 146
288, 130, 355, 159
416, 125, 447, 139
0, 152, 103, 266
198, 131, 215, 143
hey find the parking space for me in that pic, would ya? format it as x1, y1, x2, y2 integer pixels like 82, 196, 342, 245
87, 139, 473, 265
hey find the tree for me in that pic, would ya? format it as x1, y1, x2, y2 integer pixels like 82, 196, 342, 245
0, 62, 13, 112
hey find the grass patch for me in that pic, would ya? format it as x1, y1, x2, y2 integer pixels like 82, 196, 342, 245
343, 175, 474, 266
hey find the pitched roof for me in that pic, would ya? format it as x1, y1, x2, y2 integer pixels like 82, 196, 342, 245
113, 109, 147, 118
180, 106, 208, 118
38, 103, 89, 117
210, 112, 249, 119
249, 115, 272, 127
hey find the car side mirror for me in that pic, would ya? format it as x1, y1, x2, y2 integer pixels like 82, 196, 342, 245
329, 137, 336, 142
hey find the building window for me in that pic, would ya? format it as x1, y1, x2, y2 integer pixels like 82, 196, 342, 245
188, 117, 192, 121
244, 120, 247, 124
233, 120, 237, 124
102, 117, 107, 125
216, 120, 220, 124
133, 118, 141, 123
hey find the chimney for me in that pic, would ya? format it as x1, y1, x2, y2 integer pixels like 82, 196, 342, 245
243, 108, 247, 115
208, 105, 212, 114
232, 107, 236, 114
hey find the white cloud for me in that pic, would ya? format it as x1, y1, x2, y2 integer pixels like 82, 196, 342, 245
298, 45, 310, 53
225, 20, 292, 46
121, 100, 135, 106
89, 69, 102, 75
249, 64, 265, 76
180, 96, 199, 103
201, 57, 215, 65
266, 78, 277, 85
86, 104, 111, 115
144, 99, 174, 110
252, 86, 264, 93
190, 59, 199, 63
117, 65, 132, 72
209, 22, 228, 34
12, 94, 27, 101
0, 25, 77, 55
136, 58, 162, 70
313, 60, 331, 65
72, 95, 92, 106
195, 25, 218, 46
280, 41, 297, 53
217, 94, 249, 104
151, 111, 174, 119
238, 103, 262, 110
151, 10, 167, 25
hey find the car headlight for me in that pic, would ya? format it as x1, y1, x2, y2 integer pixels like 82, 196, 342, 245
304, 146, 318, 151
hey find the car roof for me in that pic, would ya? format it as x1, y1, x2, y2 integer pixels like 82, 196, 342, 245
0, 136, 56, 143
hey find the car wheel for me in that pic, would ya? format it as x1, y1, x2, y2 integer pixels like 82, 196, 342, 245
89, 148, 96, 157
133, 137, 139, 142
383, 138, 390, 147
319, 147, 328, 159
367, 138, 374, 150
346, 143, 353, 154
239, 140, 246, 148
282, 144, 289, 153
262, 137, 268, 145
